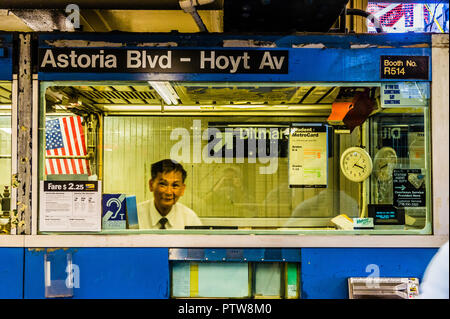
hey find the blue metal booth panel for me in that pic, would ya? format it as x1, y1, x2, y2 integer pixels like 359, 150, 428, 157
0, 35, 18, 298
0, 33, 13, 80
24, 248, 169, 299
301, 248, 439, 299
0, 248, 24, 299
37, 33, 432, 82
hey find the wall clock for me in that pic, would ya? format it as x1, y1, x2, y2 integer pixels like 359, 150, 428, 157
340, 146, 373, 182
373, 147, 398, 182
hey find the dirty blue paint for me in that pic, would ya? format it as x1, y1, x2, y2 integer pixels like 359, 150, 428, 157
301, 248, 439, 299
0, 33, 13, 80
38, 32, 432, 49
37, 33, 431, 82
0, 248, 24, 299
24, 248, 169, 299
37, 47, 431, 82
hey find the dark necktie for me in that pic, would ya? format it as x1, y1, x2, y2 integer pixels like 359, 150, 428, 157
159, 217, 168, 229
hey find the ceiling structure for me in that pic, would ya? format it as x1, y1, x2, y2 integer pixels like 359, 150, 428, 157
0, 0, 224, 32
0, 0, 361, 33
3, 1, 439, 35
47, 83, 341, 108
41, 82, 371, 115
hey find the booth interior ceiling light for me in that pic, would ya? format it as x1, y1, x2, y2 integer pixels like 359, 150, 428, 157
148, 81, 180, 105
101, 104, 162, 111
0, 105, 11, 112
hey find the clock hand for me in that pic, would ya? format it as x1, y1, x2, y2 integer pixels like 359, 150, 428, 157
354, 164, 365, 170
352, 159, 362, 168
353, 156, 363, 166
380, 163, 388, 169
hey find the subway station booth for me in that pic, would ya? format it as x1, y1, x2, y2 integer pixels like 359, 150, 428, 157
0, 30, 448, 299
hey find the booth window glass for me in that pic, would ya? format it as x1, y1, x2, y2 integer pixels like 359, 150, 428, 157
0, 81, 12, 234
38, 81, 432, 234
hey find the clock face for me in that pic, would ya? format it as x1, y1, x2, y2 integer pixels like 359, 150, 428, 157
340, 147, 373, 182
373, 147, 398, 182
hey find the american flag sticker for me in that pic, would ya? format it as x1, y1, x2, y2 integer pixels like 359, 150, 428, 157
45, 116, 91, 175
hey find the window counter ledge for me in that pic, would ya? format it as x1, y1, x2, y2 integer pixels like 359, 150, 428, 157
8, 234, 447, 248
0, 235, 24, 247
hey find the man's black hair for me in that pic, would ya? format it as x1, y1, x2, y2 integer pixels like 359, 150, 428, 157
151, 159, 187, 182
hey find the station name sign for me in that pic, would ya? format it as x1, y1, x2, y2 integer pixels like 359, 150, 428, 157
38, 48, 289, 74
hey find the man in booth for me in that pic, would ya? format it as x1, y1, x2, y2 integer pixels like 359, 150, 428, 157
137, 159, 202, 229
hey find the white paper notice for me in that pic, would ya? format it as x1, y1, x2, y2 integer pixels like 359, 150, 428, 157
39, 181, 101, 231
289, 125, 328, 188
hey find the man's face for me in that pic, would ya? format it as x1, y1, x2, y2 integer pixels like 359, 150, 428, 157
150, 170, 186, 215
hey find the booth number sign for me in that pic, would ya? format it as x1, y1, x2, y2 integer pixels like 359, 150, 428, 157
380, 55, 429, 80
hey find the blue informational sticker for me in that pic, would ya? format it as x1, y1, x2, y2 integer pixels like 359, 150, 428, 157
102, 194, 127, 229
